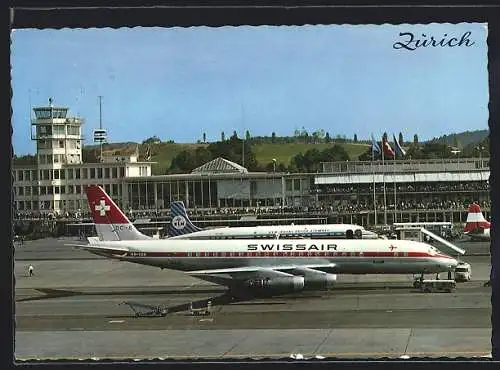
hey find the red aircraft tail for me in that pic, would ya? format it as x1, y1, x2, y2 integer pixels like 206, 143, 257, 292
86, 185, 151, 241
464, 203, 490, 234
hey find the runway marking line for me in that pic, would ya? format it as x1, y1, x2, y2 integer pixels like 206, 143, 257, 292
108, 320, 124, 324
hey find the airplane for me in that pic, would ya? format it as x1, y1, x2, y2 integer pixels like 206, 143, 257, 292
72, 185, 460, 298
463, 203, 491, 241
167, 201, 381, 240
84, 185, 380, 241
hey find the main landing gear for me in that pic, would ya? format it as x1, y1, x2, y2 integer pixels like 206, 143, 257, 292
413, 274, 424, 289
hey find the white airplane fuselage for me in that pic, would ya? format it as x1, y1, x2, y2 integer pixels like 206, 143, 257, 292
86, 238, 458, 275
169, 224, 379, 240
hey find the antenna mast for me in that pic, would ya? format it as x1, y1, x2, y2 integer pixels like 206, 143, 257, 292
241, 104, 245, 167
93, 95, 107, 162
98, 96, 103, 161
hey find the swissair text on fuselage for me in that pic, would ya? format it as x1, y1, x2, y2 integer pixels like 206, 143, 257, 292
247, 243, 338, 251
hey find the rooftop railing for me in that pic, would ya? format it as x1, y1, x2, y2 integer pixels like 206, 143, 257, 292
321, 158, 490, 174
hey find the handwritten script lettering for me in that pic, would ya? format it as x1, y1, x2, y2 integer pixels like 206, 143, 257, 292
393, 31, 475, 51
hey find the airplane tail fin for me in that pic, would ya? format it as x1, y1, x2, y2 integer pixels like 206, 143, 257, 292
464, 203, 491, 234
86, 185, 151, 241
168, 201, 202, 237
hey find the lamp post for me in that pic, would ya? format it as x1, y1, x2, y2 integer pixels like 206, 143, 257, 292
272, 158, 277, 207
477, 145, 485, 182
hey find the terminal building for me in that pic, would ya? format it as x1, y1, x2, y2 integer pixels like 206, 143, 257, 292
12, 100, 490, 226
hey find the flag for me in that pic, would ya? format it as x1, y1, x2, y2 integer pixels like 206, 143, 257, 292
393, 134, 406, 157
382, 136, 395, 157
371, 134, 381, 154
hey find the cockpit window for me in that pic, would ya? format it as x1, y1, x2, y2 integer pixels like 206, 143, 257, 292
428, 247, 438, 255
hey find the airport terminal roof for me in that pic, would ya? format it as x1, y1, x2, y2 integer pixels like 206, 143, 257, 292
315, 171, 490, 184
191, 157, 248, 174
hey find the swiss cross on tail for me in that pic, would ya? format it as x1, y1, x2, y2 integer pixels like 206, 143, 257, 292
95, 199, 111, 216
86, 185, 130, 225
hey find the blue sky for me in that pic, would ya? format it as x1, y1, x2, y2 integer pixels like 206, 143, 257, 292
11, 24, 488, 155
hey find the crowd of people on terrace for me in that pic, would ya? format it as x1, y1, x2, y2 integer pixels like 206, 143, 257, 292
15, 199, 491, 221
318, 181, 489, 194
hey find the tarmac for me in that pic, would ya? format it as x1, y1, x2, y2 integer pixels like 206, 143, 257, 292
14, 237, 493, 360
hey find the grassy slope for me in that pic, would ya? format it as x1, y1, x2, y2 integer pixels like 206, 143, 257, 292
252, 142, 370, 166
86, 141, 370, 174
150, 142, 207, 173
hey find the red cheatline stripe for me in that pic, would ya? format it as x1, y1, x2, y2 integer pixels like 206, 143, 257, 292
89, 250, 450, 259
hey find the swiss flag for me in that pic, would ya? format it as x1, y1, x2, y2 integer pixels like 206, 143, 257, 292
382, 136, 395, 158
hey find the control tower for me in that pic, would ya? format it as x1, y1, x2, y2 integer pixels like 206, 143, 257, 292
30, 98, 84, 213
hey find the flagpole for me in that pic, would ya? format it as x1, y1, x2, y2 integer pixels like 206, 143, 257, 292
372, 148, 377, 226
393, 153, 397, 224
382, 139, 387, 226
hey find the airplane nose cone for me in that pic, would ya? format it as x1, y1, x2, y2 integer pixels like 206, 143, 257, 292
436, 253, 459, 270
443, 256, 459, 270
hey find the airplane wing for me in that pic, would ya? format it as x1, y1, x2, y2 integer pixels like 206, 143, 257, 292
187, 263, 337, 286
64, 243, 89, 248
64, 244, 130, 258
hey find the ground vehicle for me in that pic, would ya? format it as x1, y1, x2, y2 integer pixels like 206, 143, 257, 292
419, 279, 456, 293
454, 262, 471, 282
189, 301, 212, 316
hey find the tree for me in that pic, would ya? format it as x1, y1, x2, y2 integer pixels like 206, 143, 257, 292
405, 144, 421, 159
398, 132, 404, 145
420, 141, 453, 159
82, 148, 100, 163
12, 154, 37, 165
202, 132, 206, 143
245, 130, 251, 141
413, 134, 419, 144
231, 130, 239, 141
325, 132, 331, 143
221, 131, 225, 142
169, 150, 198, 173
311, 131, 319, 144
312, 129, 325, 143
142, 135, 161, 144
290, 145, 350, 172
353, 133, 358, 143
382, 132, 388, 142
321, 145, 350, 162
271, 132, 276, 143
358, 147, 374, 161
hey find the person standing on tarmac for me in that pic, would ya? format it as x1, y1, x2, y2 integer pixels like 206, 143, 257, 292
28, 264, 34, 277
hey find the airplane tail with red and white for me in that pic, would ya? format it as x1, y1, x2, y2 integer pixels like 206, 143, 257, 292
463, 203, 491, 240
86, 185, 152, 241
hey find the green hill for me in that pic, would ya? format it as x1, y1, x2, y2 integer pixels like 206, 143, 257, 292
84, 142, 208, 174
82, 141, 369, 174
431, 129, 488, 149
252, 142, 369, 166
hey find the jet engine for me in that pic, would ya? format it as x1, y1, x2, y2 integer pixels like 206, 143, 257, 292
293, 267, 337, 290
243, 276, 305, 293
